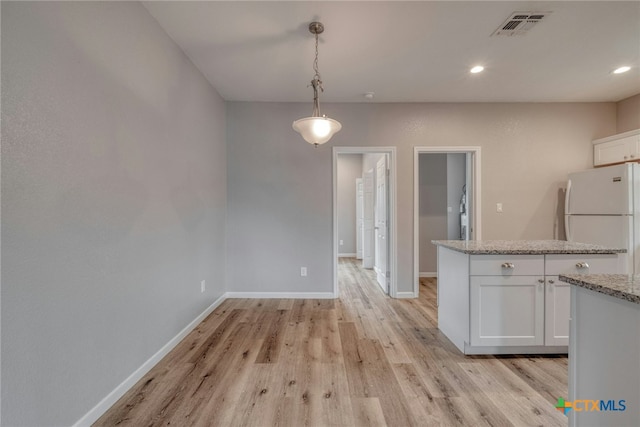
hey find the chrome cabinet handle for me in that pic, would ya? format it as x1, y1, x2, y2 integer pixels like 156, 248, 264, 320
501, 262, 515, 269
576, 262, 589, 269
538, 279, 545, 283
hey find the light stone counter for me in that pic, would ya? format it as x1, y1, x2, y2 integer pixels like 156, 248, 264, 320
432, 239, 626, 255
560, 274, 640, 304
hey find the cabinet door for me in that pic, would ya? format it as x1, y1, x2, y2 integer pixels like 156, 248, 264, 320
470, 276, 544, 347
594, 135, 638, 166
544, 275, 570, 346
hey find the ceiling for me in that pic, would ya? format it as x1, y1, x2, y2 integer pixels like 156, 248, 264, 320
143, 1, 640, 103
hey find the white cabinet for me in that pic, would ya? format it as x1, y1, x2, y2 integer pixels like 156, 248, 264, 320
544, 276, 570, 345
593, 129, 640, 167
469, 255, 551, 349
456, 251, 622, 354
469, 255, 545, 348
569, 285, 640, 427
544, 254, 621, 346
470, 275, 545, 347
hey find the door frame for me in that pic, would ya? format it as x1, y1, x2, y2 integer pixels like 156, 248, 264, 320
413, 146, 482, 297
333, 147, 397, 298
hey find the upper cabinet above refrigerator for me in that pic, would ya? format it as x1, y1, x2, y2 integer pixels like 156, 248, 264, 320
593, 129, 640, 167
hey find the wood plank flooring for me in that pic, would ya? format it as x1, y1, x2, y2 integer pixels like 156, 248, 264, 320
95, 258, 568, 426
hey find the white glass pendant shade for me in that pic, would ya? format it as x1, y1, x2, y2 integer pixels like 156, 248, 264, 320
292, 116, 342, 146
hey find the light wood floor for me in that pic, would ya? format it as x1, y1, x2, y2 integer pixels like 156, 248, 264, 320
95, 258, 568, 426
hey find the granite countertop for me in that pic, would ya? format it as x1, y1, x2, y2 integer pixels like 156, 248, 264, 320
431, 240, 627, 255
559, 274, 640, 305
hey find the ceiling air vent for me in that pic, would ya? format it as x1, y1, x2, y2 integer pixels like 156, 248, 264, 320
492, 11, 551, 36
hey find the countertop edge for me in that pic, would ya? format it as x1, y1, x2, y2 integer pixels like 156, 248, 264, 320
559, 275, 640, 305
432, 240, 626, 255
434, 248, 623, 255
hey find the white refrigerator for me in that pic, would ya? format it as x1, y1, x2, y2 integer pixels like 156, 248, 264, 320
565, 163, 639, 274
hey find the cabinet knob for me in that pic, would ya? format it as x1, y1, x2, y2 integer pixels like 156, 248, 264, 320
538, 279, 545, 283
548, 279, 555, 284
501, 262, 515, 269
624, 156, 629, 160
576, 262, 589, 269
631, 155, 635, 159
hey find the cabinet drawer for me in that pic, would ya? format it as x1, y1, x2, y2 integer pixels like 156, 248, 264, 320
545, 254, 621, 275
470, 255, 544, 276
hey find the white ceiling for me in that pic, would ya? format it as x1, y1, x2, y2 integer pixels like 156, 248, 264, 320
143, 1, 640, 103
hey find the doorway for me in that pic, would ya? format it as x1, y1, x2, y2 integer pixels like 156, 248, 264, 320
413, 146, 482, 297
333, 147, 397, 298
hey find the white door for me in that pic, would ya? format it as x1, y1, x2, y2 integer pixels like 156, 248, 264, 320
374, 156, 388, 292
356, 178, 363, 260
362, 169, 374, 269
470, 275, 545, 347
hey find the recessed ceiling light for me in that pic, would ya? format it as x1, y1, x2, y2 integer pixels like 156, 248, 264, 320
470, 66, 484, 74
613, 66, 631, 74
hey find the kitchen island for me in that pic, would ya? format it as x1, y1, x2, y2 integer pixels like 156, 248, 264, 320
559, 274, 639, 427
433, 240, 625, 355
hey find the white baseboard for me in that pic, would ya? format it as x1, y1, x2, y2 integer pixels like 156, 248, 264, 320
226, 292, 335, 299
396, 291, 418, 299
419, 272, 437, 278
338, 253, 357, 258
73, 293, 227, 427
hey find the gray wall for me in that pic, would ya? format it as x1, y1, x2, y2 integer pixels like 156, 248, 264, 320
419, 154, 447, 273
337, 154, 362, 255
2, 2, 227, 425
227, 101, 615, 294
617, 93, 640, 133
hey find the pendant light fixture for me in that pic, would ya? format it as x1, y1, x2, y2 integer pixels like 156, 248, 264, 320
292, 22, 342, 147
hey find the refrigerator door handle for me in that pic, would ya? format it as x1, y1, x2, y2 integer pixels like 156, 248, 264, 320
565, 180, 572, 241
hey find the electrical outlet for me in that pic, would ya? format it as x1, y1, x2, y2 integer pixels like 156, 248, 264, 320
339, 240, 344, 246
200, 280, 206, 293
301, 267, 307, 277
